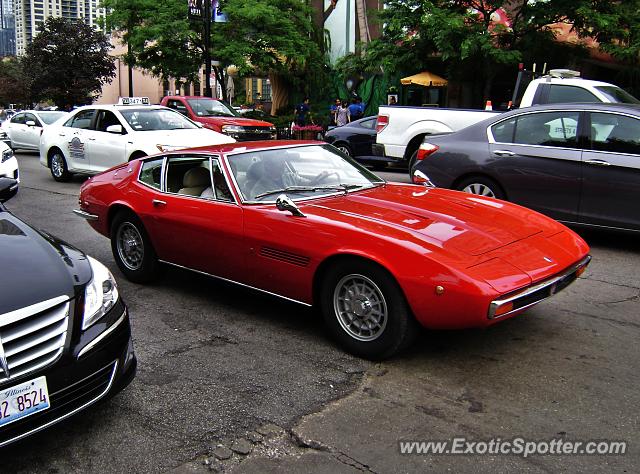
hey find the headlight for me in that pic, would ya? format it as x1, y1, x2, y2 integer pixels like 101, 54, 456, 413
156, 144, 184, 152
1, 148, 13, 163
83, 256, 119, 330
222, 125, 244, 134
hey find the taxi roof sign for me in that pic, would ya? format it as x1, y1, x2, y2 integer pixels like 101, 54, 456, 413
118, 97, 150, 105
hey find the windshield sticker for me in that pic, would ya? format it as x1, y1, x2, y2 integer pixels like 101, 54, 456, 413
68, 137, 85, 160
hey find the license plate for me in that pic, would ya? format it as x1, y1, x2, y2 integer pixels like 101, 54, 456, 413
0, 376, 50, 427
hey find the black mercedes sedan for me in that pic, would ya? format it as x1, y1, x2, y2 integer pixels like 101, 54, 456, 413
411, 103, 640, 232
0, 177, 136, 447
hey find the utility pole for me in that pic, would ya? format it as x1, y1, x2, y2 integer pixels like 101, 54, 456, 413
204, 0, 212, 97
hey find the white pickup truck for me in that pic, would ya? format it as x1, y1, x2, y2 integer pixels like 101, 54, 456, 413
373, 71, 639, 167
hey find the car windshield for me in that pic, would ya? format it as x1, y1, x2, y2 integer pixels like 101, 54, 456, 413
119, 108, 199, 131
594, 86, 640, 104
228, 144, 385, 202
187, 98, 240, 117
37, 111, 67, 125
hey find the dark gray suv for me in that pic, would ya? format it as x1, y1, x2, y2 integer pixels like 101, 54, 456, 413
411, 103, 640, 232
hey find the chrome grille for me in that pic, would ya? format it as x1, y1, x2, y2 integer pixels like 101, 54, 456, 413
0, 296, 70, 383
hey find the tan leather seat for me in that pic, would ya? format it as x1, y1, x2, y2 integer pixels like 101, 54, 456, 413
178, 167, 211, 196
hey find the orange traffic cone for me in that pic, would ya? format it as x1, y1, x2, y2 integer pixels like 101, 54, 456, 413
484, 100, 493, 111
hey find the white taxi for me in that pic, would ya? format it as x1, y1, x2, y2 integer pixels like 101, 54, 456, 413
0, 141, 19, 184
39, 98, 235, 181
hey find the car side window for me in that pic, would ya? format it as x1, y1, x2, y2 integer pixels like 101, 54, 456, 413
10, 113, 25, 125
548, 85, 598, 104
139, 158, 164, 190
165, 156, 213, 196
65, 110, 95, 129
590, 113, 640, 155
95, 110, 124, 133
491, 117, 516, 143
206, 159, 234, 202
513, 111, 580, 147
25, 113, 41, 126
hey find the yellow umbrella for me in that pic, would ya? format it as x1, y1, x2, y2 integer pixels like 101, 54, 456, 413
400, 71, 448, 87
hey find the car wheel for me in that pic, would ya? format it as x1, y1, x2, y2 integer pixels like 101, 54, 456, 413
49, 151, 72, 182
455, 176, 505, 200
408, 150, 418, 174
111, 211, 161, 283
336, 143, 352, 156
320, 259, 417, 360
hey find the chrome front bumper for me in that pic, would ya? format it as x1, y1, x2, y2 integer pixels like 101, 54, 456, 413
73, 209, 98, 221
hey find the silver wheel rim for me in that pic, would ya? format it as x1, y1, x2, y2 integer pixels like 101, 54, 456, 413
116, 222, 144, 271
51, 154, 64, 178
462, 183, 496, 198
338, 145, 351, 156
333, 274, 388, 342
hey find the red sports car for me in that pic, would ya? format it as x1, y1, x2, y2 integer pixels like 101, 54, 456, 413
75, 141, 591, 359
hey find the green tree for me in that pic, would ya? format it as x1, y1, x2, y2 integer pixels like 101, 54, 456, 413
0, 57, 30, 107
23, 17, 115, 109
104, 0, 327, 114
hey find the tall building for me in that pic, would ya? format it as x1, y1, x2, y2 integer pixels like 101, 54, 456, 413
14, 0, 106, 55
0, 0, 16, 56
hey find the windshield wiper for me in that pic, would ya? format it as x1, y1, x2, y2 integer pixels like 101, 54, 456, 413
254, 184, 360, 200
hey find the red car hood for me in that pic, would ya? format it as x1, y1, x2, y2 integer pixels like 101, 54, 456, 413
304, 183, 561, 258
197, 116, 273, 127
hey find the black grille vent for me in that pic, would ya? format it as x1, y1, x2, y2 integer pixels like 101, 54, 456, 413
259, 247, 310, 267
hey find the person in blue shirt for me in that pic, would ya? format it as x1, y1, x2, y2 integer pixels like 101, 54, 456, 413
294, 97, 311, 126
348, 98, 361, 121
329, 98, 340, 126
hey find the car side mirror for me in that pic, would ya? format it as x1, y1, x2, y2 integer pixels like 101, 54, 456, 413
412, 170, 435, 187
275, 194, 306, 217
0, 177, 18, 203
106, 124, 124, 134
26, 120, 36, 127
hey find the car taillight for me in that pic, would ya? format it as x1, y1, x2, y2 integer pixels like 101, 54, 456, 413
376, 115, 389, 134
416, 143, 439, 160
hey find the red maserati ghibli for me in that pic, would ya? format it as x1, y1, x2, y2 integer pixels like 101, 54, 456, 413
75, 140, 591, 359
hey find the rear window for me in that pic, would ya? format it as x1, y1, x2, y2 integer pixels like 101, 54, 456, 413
594, 86, 640, 104
548, 85, 598, 104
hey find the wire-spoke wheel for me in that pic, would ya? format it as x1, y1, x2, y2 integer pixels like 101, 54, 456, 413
455, 176, 505, 200
49, 151, 72, 182
321, 259, 417, 360
333, 274, 388, 342
111, 211, 161, 283
336, 144, 352, 156
116, 222, 144, 271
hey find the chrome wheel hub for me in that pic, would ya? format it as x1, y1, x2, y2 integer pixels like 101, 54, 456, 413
333, 274, 388, 342
117, 223, 144, 271
51, 155, 63, 177
462, 183, 496, 198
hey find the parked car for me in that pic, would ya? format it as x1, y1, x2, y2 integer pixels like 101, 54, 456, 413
75, 141, 590, 359
0, 142, 18, 184
374, 70, 639, 167
411, 103, 640, 232
0, 177, 136, 447
161, 96, 276, 141
324, 116, 388, 168
1, 110, 68, 151
39, 98, 234, 182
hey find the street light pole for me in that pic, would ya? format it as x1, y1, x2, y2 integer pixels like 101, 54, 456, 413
204, 0, 212, 97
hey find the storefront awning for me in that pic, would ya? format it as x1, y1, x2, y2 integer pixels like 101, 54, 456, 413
400, 71, 448, 87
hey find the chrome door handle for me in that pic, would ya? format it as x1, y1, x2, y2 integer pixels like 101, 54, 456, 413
493, 150, 515, 157
87, 137, 96, 141
584, 159, 611, 166
152, 199, 167, 207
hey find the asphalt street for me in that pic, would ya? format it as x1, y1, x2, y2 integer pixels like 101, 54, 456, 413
1, 152, 638, 473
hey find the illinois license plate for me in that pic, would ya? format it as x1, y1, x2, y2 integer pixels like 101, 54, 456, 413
0, 376, 50, 427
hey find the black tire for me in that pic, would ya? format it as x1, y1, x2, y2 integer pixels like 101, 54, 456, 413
408, 150, 418, 175
128, 151, 147, 162
49, 150, 73, 182
455, 176, 505, 200
320, 259, 418, 360
110, 211, 161, 283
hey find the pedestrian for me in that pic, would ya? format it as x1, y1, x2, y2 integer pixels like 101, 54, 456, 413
329, 98, 340, 126
294, 97, 311, 126
348, 98, 360, 121
335, 100, 350, 127
388, 95, 397, 106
